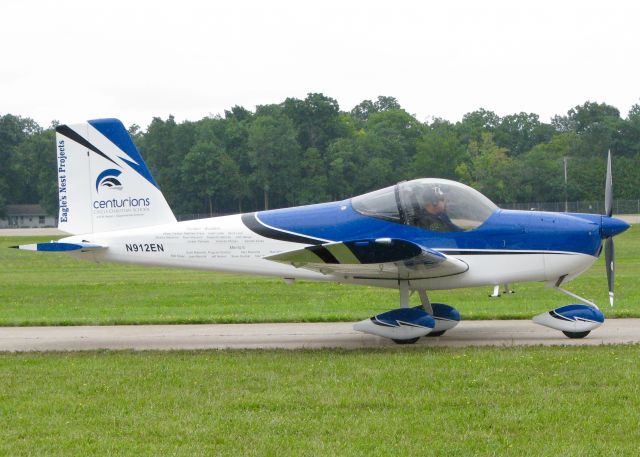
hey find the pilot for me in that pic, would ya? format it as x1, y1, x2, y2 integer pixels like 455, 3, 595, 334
415, 185, 461, 232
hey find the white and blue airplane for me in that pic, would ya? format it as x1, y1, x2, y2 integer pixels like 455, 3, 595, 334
14, 119, 630, 343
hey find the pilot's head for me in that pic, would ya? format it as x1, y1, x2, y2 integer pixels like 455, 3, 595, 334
422, 185, 446, 215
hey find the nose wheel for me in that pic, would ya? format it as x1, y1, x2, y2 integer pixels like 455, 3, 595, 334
392, 337, 421, 345
562, 330, 590, 339
533, 304, 604, 338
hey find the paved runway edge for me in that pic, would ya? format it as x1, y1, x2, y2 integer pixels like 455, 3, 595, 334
1, 319, 639, 352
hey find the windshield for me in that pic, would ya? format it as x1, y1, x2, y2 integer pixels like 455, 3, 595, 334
352, 178, 497, 232
350, 185, 401, 222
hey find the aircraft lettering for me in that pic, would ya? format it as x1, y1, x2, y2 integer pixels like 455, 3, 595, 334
57, 140, 68, 222
59, 195, 68, 223
125, 243, 165, 253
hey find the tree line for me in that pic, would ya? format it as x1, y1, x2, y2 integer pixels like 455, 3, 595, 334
1, 94, 639, 218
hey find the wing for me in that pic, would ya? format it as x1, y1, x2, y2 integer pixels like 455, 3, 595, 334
265, 238, 468, 280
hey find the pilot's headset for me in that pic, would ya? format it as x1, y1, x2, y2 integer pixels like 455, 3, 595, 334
424, 185, 445, 206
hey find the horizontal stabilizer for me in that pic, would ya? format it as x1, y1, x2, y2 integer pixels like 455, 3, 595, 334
266, 238, 468, 279
11, 241, 106, 252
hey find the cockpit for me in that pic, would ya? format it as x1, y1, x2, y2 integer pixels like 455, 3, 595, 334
351, 178, 498, 232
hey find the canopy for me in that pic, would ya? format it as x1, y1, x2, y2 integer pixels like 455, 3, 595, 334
351, 179, 498, 232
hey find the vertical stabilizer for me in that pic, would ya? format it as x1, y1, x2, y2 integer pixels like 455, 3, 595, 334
55, 118, 176, 234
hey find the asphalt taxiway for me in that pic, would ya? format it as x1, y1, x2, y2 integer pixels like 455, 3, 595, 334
1, 319, 639, 352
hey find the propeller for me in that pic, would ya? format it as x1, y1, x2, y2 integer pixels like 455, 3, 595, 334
605, 236, 614, 306
604, 150, 614, 306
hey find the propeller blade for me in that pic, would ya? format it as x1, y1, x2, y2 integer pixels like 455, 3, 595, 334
605, 236, 614, 306
605, 150, 613, 217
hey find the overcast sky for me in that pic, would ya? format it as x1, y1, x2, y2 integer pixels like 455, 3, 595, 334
2, 0, 639, 129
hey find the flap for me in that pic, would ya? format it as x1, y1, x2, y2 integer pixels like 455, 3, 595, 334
265, 238, 468, 280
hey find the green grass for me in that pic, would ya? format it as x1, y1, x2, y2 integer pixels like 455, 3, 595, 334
1, 226, 638, 325
1, 346, 639, 456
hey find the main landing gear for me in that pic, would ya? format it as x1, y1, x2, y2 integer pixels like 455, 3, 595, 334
489, 283, 515, 298
352, 281, 461, 344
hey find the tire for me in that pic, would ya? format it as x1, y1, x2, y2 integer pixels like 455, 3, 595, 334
392, 337, 420, 345
562, 330, 590, 339
425, 330, 446, 337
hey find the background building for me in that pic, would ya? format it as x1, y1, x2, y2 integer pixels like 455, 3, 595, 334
0, 204, 56, 228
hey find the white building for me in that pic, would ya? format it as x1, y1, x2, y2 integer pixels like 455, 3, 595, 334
0, 204, 57, 228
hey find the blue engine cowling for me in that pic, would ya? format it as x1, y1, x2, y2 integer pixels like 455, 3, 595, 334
353, 307, 435, 339
532, 304, 605, 333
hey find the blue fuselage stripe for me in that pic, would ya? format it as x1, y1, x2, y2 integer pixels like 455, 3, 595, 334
254, 201, 602, 256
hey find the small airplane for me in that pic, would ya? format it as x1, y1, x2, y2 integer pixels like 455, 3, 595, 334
13, 119, 631, 343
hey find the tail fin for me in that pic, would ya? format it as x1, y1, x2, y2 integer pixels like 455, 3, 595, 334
55, 118, 176, 234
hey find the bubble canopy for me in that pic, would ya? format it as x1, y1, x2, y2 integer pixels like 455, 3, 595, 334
351, 178, 498, 232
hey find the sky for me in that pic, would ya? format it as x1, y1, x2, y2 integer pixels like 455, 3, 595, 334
1, 0, 640, 129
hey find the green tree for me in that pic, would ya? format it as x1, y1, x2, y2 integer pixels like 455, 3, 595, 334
494, 112, 554, 156
351, 95, 401, 122
283, 93, 346, 153
551, 101, 624, 156
137, 116, 197, 214
514, 133, 580, 202
12, 128, 57, 215
248, 110, 301, 209
365, 109, 425, 179
182, 141, 246, 214
298, 147, 330, 204
221, 111, 253, 210
327, 137, 362, 200
619, 104, 640, 156
0, 114, 43, 215
455, 109, 500, 145
181, 141, 222, 215
612, 154, 640, 200
413, 120, 465, 180
456, 132, 515, 203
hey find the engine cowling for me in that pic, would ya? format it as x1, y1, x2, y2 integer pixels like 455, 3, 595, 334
532, 304, 604, 333
354, 307, 435, 339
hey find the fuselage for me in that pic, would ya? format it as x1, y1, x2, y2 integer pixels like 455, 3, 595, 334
61, 199, 616, 291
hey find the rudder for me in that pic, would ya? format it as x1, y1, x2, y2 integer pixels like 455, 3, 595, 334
56, 118, 176, 234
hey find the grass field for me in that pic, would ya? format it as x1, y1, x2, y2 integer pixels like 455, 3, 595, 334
1, 346, 639, 456
1, 225, 638, 325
